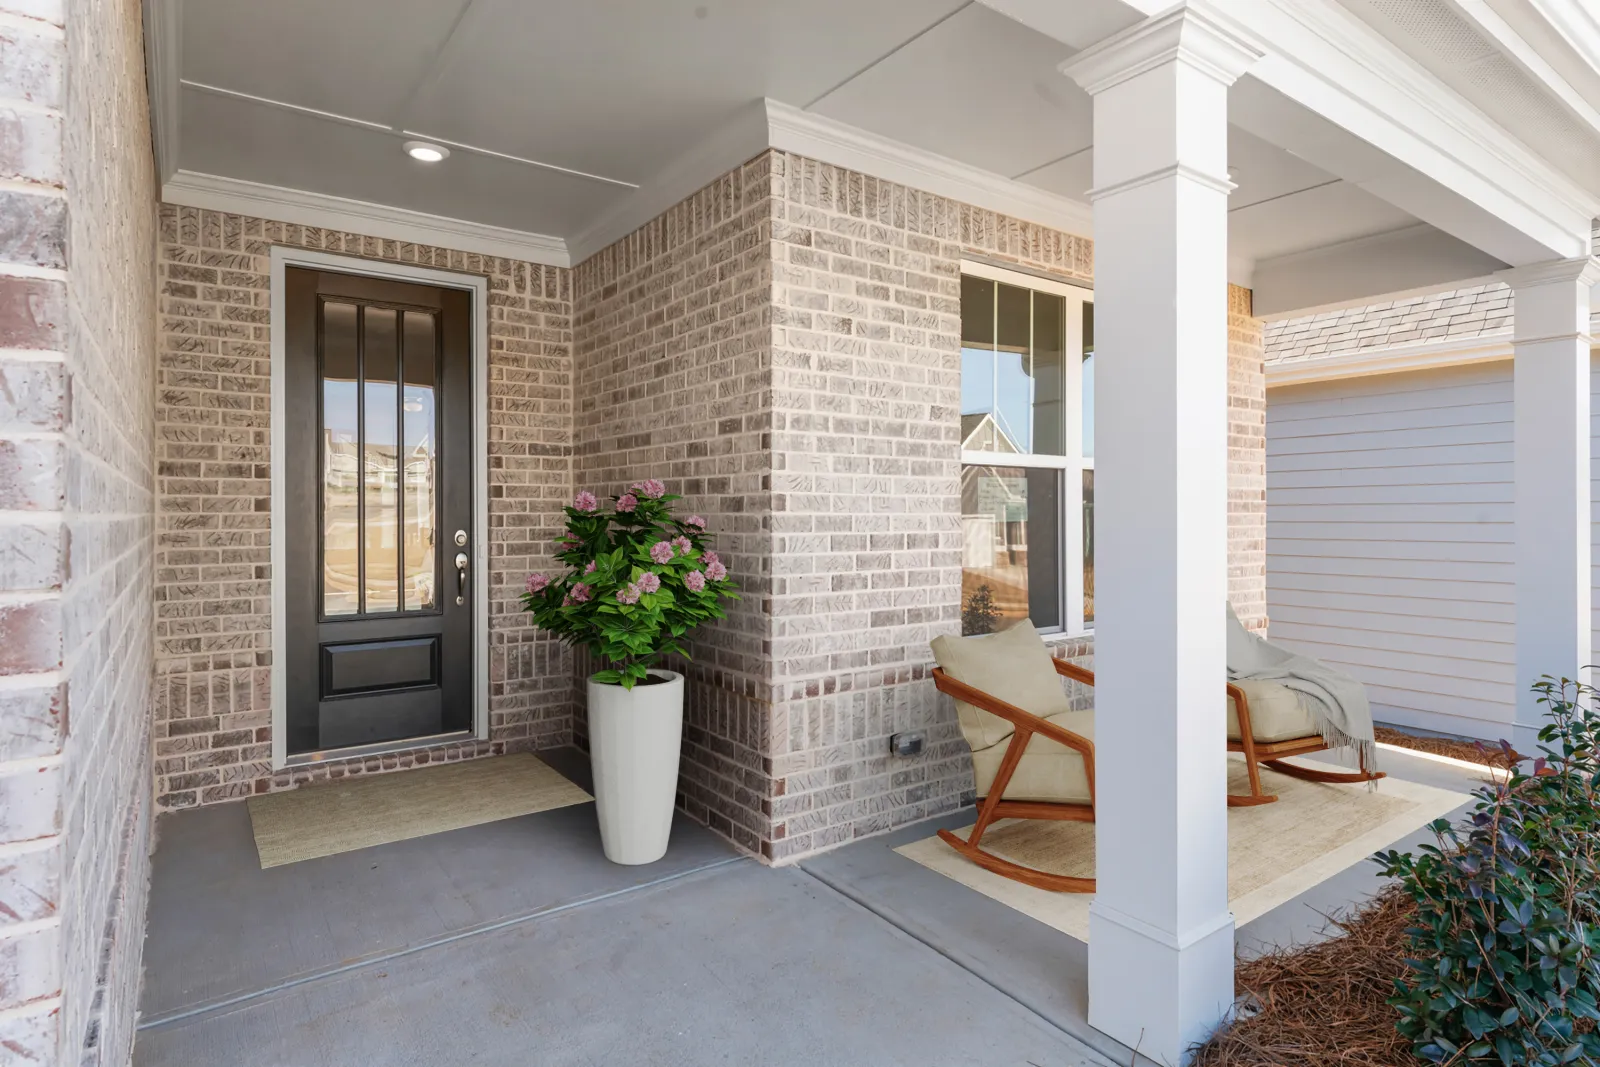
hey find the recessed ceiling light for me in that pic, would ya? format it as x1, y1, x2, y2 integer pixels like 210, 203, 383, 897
403, 140, 449, 163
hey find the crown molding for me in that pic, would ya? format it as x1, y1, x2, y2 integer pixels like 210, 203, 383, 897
1060, 2, 1262, 95
162, 171, 570, 267
565, 99, 771, 266
763, 100, 1094, 240
1496, 255, 1600, 289
142, 0, 181, 184
567, 99, 1098, 268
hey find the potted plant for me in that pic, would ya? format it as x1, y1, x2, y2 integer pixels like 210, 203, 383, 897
521, 480, 737, 864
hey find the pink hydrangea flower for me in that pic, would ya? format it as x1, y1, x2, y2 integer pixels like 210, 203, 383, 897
616, 584, 641, 605
685, 515, 706, 529
615, 494, 638, 513
683, 570, 706, 593
631, 479, 667, 499
525, 573, 550, 593
636, 572, 661, 594
701, 550, 721, 568
706, 560, 728, 582
649, 541, 675, 564
583, 560, 597, 575
672, 536, 693, 554
570, 583, 592, 603
573, 490, 599, 513
561, 595, 574, 607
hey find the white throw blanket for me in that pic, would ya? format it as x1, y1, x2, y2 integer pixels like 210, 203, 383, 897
1225, 604, 1378, 774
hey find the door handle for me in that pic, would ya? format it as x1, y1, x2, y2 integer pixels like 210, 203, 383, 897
454, 552, 469, 605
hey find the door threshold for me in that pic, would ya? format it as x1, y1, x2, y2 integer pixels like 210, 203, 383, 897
284, 730, 479, 768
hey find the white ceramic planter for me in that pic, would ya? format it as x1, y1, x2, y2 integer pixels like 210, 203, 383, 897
587, 669, 684, 865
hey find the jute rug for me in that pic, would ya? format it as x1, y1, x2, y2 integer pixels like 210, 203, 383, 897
895, 757, 1468, 942
247, 752, 592, 868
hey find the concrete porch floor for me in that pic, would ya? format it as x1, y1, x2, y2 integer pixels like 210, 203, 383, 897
133, 746, 1484, 1067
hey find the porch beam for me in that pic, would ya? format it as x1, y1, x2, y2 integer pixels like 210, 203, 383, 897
1062, 7, 1258, 1064
1501, 256, 1600, 755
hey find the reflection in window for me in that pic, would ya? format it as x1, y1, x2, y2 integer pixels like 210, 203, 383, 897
320, 302, 440, 619
401, 311, 437, 611
363, 308, 400, 614
322, 302, 360, 616
960, 466, 1061, 634
959, 267, 1091, 636
959, 280, 1067, 457
1082, 302, 1094, 460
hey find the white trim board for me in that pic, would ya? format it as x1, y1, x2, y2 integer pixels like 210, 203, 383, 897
764, 101, 1095, 241
169, 172, 570, 267
268, 248, 491, 770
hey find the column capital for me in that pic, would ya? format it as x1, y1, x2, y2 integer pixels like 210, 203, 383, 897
1060, 2, 1263, 96
1496, 256, 1600, 291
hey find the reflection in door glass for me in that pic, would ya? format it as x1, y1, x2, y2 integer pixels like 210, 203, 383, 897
402, 311, 437, 611
364, 307, 400, 614
321, 302, 361, 616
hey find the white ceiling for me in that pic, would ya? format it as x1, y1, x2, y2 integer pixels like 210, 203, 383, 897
168, 0, 1441, 272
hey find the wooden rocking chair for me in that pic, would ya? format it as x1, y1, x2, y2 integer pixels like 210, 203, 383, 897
930, 620, 1099, 893
1227, 679, 1385, 807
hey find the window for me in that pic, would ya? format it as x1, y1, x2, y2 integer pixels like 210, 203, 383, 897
959, 262, 1093, 636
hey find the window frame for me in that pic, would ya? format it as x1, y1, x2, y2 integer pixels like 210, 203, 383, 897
957, 259, 1094, 637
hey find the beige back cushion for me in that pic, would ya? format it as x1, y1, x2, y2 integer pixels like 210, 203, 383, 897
930, 619, 1074, 751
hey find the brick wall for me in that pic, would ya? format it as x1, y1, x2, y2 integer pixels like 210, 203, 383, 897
0, 0, 158, 1063
572, 150, 1267, 861
570, 154, 776, 853
1229, 284, 1267, 630
153, 207, 574, 808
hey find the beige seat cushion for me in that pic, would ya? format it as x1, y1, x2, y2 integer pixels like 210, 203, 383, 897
970, 710, 1094, 804
930, 619, 1074, 752
1227, 679, 1320, 743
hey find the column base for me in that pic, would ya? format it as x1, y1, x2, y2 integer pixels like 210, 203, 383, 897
1088, 901, 1236, 1066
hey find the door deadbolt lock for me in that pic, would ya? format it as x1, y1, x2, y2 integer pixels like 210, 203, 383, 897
453, 529, 468, 547
454, 552, 469, 605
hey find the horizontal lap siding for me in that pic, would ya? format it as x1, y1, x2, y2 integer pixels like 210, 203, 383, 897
1266, 362, 1518, 740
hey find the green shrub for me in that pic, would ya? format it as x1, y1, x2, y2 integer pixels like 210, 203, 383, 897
961, 584, 1001, 635
1376, 677, 1600, 1065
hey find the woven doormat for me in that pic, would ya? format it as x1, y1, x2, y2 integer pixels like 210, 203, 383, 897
247, 752, 592, 868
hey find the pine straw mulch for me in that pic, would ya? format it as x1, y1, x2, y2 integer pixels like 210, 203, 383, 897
1193, 886, 1419, 1066
1374, 725, 1522, 771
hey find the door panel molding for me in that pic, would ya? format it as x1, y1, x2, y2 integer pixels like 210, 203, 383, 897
270, 247, 489, 769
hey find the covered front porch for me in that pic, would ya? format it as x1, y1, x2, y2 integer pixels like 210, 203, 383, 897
131, 743, 1490, 1067
6, 0, 1600, 1064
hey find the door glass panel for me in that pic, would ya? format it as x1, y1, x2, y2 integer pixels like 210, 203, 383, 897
1082, 302, 1095, 460
401, 311, 437, 611
363, 307, 400, 614
321, 302, 360, 616
960, 465, 1061, 634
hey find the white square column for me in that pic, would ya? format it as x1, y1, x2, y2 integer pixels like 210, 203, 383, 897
1500, 258, 1598, 756
1063, 8, 1259, 1064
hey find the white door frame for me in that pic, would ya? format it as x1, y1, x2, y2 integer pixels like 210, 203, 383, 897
268, 246, 490, 770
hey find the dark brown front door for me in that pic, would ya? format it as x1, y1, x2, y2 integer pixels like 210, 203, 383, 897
284, 268, 473, 757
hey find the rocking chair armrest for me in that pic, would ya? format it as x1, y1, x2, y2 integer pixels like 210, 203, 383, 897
1052, 659, 1095, 687
930, 667, 1096, 763
1228, 681, 1259, 753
